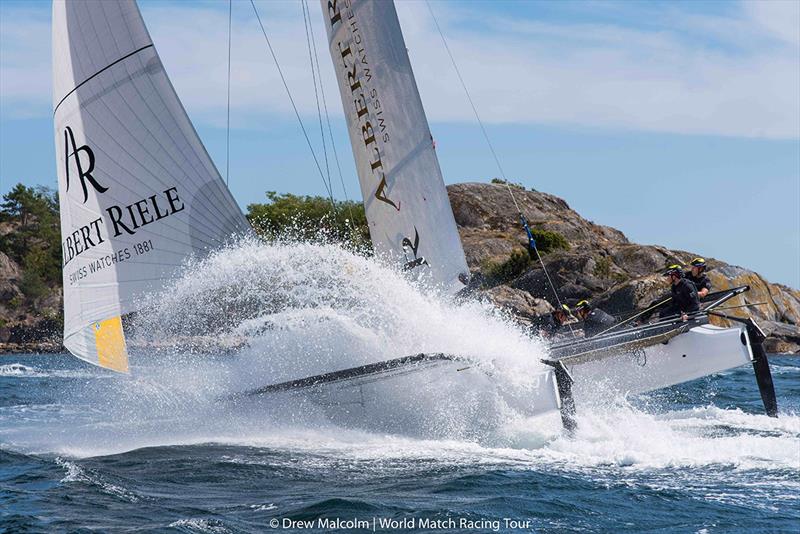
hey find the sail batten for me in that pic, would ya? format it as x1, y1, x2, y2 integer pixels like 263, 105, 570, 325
320, 0, 469, 293
54, 44, 155, 113
53, 0, 250, 371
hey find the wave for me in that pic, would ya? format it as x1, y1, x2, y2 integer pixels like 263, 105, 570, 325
167, 518, 232, 534
206, 403, 800, 472
0, 362, 107, 379
1, 240, 798, 479
0, 363, 37, 376
55, 457, 141, 503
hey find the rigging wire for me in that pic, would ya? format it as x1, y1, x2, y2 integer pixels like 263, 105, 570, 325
301, 0, 334, 202
249, 0, 337, 213
303, 0, 359, 234
424, 1, 519, 212
425, 1, 570, 323
225, 0, 232, 186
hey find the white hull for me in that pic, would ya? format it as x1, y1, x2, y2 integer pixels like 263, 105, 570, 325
241, 322, 763, 428
262, 361, 561, 434
566, 324, 754, 401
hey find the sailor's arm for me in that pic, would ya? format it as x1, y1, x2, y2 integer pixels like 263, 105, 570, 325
697, 276, 711, 298
677, 282, 697, 321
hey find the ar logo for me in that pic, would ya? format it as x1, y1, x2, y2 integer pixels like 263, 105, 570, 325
64, 126, 108, 203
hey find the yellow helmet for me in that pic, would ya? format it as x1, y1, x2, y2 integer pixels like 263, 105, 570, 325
554, 304, 572, 317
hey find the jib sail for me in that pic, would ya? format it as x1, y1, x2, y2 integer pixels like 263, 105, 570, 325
52, 0, 250, 371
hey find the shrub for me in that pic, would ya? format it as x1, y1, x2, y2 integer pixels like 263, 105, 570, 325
482, 248, 531, 283
19, 270, 47, 302
612, 272, 629, 283
490, 177, 526, 190
530, 228, 570, 254
593, 255, 612, 278
247, 191, 370, 249
490, 177, 537, 192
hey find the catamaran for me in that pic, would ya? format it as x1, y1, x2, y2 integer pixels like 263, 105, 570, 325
53, 0, 778, 431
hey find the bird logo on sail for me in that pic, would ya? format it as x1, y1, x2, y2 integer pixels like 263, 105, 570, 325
402, 227, 429, 271
64, 126, 108, 203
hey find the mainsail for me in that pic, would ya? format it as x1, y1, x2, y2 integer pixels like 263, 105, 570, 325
52, 0, 250, 371
320, 0, 469, 293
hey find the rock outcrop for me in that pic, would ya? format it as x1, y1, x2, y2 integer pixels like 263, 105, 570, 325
0, 231, 62, 353
1, 182, 797, 354
449, 182, 800, 353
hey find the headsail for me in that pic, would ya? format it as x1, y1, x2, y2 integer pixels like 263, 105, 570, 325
52, 0, 250, 371
320, 0, 469, 293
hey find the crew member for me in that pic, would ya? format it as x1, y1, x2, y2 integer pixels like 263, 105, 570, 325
573, 300, 616, 337
685, 257, 711, 298
534, 304, 574, 338
661, 265, 700, 320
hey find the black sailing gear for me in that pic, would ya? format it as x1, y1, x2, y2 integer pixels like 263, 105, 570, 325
532, 305, 572, 338
685, 270, 711, 295
662, 278, 700, 317
581, 307, 617, 337
534, 314, 562, 337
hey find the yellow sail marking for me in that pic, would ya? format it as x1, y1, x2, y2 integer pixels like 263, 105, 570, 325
93, 316, 129, 373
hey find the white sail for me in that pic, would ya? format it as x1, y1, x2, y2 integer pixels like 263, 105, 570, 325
52, 0, 250, 371
320, 0, 469, 293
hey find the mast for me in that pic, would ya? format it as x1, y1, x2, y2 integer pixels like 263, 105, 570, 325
52, 0, 250, 371
320, 0, 469, 293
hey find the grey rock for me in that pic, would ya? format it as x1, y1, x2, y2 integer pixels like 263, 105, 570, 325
483, 285, 554, 320
447, 182, 800, 353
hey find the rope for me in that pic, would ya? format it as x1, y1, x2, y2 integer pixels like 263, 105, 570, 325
225, 0, 232, 186
300, 0, 336, 209
426, 1, 568, 322
249, 0, 335, 212
303, 0, 358, 235
593, 298, 672, 338
425, 1, 521, 213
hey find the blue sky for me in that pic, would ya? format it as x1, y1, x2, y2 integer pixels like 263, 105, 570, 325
1, 0, 798, 287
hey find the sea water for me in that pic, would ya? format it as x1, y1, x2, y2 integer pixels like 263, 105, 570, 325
1, 240, 798, 532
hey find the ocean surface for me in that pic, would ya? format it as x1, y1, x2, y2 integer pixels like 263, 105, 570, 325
1, 353, 798, 533
2, 242, 799, 533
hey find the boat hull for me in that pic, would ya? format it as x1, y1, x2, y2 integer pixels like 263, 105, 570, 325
239, 355, 563, 433
566, 324, 753, 400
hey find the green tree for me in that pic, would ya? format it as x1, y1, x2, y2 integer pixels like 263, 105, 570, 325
0, 184, 62, 302
1, 183, 40, 226
247, 191, 370, 248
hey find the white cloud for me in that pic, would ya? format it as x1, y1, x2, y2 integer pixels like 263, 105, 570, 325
744, 0, 800, 47
397, 0, 800, 138
1, 0, 798, 139
142, 1, 339, 129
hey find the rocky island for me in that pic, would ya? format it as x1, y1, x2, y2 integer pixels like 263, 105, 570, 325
451, 182, 800, 354
1, 182, 798, 354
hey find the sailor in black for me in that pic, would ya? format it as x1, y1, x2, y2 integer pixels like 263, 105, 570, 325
573, 300, 616, 337
685, 257, 711, 298
533, 304, 574, 338
661, 265, 700, 320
